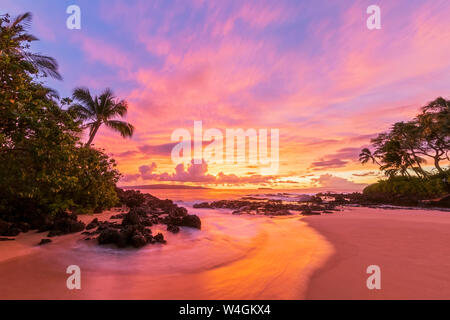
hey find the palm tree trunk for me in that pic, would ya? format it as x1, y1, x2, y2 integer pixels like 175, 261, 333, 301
86, 123, 101, 146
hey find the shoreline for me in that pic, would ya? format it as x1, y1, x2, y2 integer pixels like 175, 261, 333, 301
304, 207, 450, 299
2, 202, 450, 299
0, 207, 332, 300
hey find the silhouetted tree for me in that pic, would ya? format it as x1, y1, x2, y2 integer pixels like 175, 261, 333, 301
360, 96, 449, 177
69, 87, 134, 146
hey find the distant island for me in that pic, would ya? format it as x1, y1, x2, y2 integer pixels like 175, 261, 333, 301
120, 184, 210, 190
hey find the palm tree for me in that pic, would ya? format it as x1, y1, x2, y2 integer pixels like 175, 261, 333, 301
69, 87, 135, 146
1, 12, 62, 79
359, 148, 381, 166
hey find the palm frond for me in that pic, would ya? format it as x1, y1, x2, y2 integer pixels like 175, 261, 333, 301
72, 87, 96, 112
107, 100, 128, 118
70, 87, 135, 145
359, 148, 373, 164
98, 88, 115, 116
68, 103, 94, 120
105, 120, 135, 138
43, 86, 60, 100
24, 53, 62, 80
82, 121, 96, 129
100, 88, 115, 102
13, 33, 38, 42
11, 12, 32, 29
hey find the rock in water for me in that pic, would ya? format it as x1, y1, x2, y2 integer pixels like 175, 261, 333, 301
116, 188, 147, 208
98, 227, 121, 245
193, 202, 211, 209
122, 210, 141, 226
96, 189, 204, 248
301, 208, 321, 215
153, 233, 166, 244
167, 224, 180, 233
131, 232, 147, 248
180, 215, 201, 229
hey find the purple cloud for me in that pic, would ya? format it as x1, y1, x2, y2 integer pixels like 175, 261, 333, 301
311, 159, 348, 170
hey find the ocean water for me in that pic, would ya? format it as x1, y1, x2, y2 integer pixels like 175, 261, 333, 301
0, 189, 333, 299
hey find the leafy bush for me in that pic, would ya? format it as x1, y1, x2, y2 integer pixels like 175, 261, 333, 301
67, 147, 120, 212
363, 172, 449, 200
0, 13, 120, 220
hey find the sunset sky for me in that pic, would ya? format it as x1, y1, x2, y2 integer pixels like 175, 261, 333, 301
3, 0, 450, 190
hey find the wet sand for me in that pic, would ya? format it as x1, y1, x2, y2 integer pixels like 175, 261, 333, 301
2, 205, 449, 299
304, 207, 450, 299
0, 208, 332, 300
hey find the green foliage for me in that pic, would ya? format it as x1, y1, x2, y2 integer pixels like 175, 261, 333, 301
67, 147, 120, 212
363, 171, 449, 199
360, 95, 449, 200
0, 13, 120, 218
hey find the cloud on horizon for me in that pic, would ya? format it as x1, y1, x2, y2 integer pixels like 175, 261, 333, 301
311, 174, 368, 191
123, 160, 276, 185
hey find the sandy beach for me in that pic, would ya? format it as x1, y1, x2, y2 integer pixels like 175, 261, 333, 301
304, 207, 450, 299
1, 203, 450, 300
0, 205, 331, 300
2, 0, 450, 305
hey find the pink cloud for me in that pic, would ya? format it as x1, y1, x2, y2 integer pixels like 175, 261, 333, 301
72, 34, 132, 70
123, 160, 275, 185
75, 1, 450, 186
311, 174, 367, 192
310, 159, 349, 171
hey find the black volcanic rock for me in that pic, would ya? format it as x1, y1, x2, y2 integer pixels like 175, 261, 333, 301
0, 220, 20, 237
38, 238, 52, 245
47, 212, 86, 237
131, 231, 147, 248
93, 207, 103, 214
17, 222, 30, 233
192, 198, 340, 216
0, 237, 15, 241
110, 213, 126, 219
0, 189, 202, 249
122, 210, 141, 226
179, 215, 202, 229
167, 224, 180, 233
98, 227, 121, 245
86, 218, 99, 230
153, 233, 166, 244
94, 189, 203, 248
116, 188, 147, 208
193, 202, 211, 209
